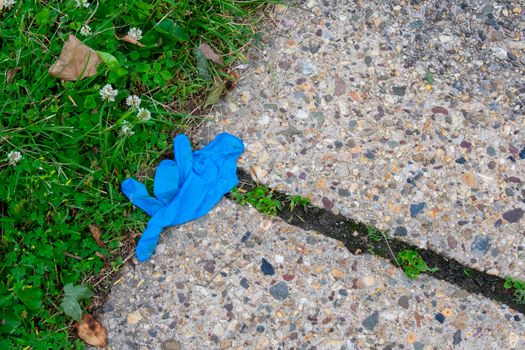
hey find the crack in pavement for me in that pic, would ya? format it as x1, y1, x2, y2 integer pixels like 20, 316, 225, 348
232, 168, 525, 314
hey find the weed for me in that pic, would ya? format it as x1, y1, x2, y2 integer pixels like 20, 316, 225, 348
463, 268, 472, 277
0, 0, 272, 348
504, 277, 525, 304
288, 194, 310, 211
366, 225, 383, 242
397, 249, 439, 280
231, 186, 282, 216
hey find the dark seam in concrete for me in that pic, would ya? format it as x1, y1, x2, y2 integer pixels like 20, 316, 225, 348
230, 168, 524, 314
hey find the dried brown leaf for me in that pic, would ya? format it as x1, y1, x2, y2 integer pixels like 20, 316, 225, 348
89, 224, 105, 247
49, 35, 101, 81
6, 67, 20, 83
118, 35, 145, 47
76, 314, 108, 348
199, 43, 224, 65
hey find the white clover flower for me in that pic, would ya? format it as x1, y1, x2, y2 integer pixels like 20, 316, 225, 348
99, 84, 118, 102
7, 150, 22, 166
75, 0, 90, 8
136, 108, 151, 121
3, 0, 16, 9
127, 27, 143, 42
80, 24, 92, 36
125, 95, 141, 109
121, 120, 135, 136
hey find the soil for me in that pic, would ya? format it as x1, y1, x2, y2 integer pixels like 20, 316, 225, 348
233, 168, 525, 314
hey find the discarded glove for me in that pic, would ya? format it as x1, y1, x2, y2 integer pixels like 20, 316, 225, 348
122, 132, 244, 261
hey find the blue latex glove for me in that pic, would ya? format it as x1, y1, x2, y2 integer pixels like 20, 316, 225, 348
122, 132, 244, 261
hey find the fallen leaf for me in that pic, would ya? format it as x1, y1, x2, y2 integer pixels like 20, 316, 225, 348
118, 34, 144, 47
89, 224, 105, 247
199, 43, 224, 65
49, 35, 101, 81
204, 79, 225, 107
60, 283, 93, 321
76, 314, 108, 348
6, 67, 20, 83
193, 45, 211, 81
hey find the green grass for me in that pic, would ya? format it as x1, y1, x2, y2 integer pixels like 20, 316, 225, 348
0, 0, 273, 348
397, 249, 438, 280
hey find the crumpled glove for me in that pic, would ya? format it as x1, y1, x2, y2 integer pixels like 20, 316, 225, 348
121, 132, 244, 261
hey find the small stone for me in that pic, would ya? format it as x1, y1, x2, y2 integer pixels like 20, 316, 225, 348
413, 342, 425, 350
435, 313, 445, 324
463, 171, 475, 187
398, 295, 409, 309
161, 339, 181, 350
220, 339, 232, 349
338, 188, 350, 197
486, 146, 496, 156
261, 258, 275, 275
331, 268, 345, 279
431, 106, 449, 115
322, 197, 334, 210
240, 277, 249, 289
392, 86, 406, 96
394, 226, 408, 237
453, 330, 462, 345
502, 208, 524, 223
364, 56, 373, 65
334, 76, 346, 96
241, 231, 251, 242
460, 141, 472, 149
269, 281, 289, 300
455, 157, 466, 164
301, 60, 317, 75
410, 202, 425, 218
362, 311, 379, 331
204, 260, 215, 274
282, 274, 295, 281
492, 47, 508, 60
471, 236, 490, 256
364, 150, 375, 160
447, 235, 458, 249
127, 311, 143, 325
410, 20, 423, 29
362, 275, 375, 287
519, 147, 525, 159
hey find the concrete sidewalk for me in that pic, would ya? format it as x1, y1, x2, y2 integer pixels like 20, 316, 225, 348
92, 1, 525, 349
202, 0, 525, 280
95, 201, 523, 349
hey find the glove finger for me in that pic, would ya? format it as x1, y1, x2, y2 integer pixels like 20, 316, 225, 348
154, 159, 180, 205
121, 178, 163, 216
135, 224, 163, 262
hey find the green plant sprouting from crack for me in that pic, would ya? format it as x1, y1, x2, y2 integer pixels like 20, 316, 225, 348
366, 225, 384, 242
397, 249, 439, 280
230, 186, 282, 216
288, 194, 311, 211
504, 277, 525, 304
